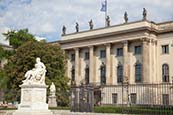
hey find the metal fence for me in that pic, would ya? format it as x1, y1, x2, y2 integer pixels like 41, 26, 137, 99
95, 83, 173, 114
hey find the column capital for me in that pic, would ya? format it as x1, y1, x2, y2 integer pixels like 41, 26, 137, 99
141, 37, 150, 43
74, 47, 79, 51
121, 40, 128, 45
104, 43, 111, 47
88, 45, 94, 48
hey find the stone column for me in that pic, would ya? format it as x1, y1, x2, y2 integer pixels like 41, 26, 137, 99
89, 46, 94, 84
122, 41, 129, 106
142, 38, 150, 83
123, 41, 129, 82
106, 43, 111, 84
75, 48, 79, 85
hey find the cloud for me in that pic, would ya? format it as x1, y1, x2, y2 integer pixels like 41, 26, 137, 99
0, 0, 172, 42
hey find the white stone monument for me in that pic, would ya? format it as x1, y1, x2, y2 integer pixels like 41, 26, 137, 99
13, 57, 53, 115
48, 82, 57, 107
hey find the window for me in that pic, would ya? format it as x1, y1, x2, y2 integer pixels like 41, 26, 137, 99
71, 66, 75, 83
112, 93, 118, 104
163, 94, 169, 105
162, 45, 169, 54
100, 63, 106, 84
162, 64, 169, 82
71, 54, 75, 61
130, 93, 137, 104
135, 62, 142, 82
85, 52, 89, 60
100, 50, 106, 58
117, 48, 123, 56
85, 65, 89, 84
134, 46, 142, 54
117, 64, 123, 83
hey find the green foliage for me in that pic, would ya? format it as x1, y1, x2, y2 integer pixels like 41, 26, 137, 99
94, 106, 173, 114
4, 41, 69, 105
0, 46, 6, 59
3, 29, 36, 49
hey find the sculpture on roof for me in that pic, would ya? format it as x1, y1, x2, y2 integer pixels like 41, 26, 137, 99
143, 8, 147, 20
75, 22, 79, 32
106, 15, 110, 27
124, 12, 128, 23
89, 19, 93, 30
62, 25, 66, 35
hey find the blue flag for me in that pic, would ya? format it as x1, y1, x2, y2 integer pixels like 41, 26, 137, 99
100, 0, 107, 12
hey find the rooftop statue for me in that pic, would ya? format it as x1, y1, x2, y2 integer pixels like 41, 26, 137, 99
75, 22, 79, 32
89, 19, 93, 30
50, 82, 56, 97
143, 8, 147, 20
23, 57, 46, 85
62, 25, 66, 35
124, 11, 128, 23
106, 16, 110, 27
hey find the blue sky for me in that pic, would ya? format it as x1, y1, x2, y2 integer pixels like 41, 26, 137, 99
0, 0, 173, 42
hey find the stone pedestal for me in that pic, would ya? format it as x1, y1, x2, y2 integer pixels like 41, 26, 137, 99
48, 96, 57, 107
13, 84, 53, 115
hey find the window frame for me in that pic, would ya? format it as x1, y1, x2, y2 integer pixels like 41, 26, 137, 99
135, 62, 142, 83
100, 50, 106, 58
116, 48, 123, 57
162, 45, 169, 54
134, 46, 142, 55
162, 64, 169, 82
117, 64, 123, 83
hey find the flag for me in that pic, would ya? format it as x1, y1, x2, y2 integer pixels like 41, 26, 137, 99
100, 0, 107, 12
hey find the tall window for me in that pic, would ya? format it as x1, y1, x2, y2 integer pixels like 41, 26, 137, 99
135, 62, 142, 82
85, 52, 89, 60
85, 65, 89, 84
162, 45, 169, 54
100, 50, 106, 58
130, 93, 137, 104
163, 94, 169, 105
162, 64, 169, 82
100, 63, 106, 84
117, 63, 123, 83
117, 48, 123, 56
71, 54, 75, 61
71, 66, 75, 83
112, 93, 118, 104
134, 46, 142, 54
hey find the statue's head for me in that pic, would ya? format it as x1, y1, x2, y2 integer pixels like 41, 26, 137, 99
36, 57, 41, 63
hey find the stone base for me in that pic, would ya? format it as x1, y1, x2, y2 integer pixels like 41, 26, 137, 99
48, 96, 57, 107
13, 110, 53, 115
13, 84, 53, 115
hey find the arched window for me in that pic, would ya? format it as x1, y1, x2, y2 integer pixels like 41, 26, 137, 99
85, 65, 89, 84
162, 64, 169, 82
117, 62, 123, 83
71, 65, 75, 82
135, 61, 142, 82
100, 62, 106, 84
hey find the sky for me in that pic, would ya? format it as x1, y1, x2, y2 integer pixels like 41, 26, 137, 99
0, 0, 173, 42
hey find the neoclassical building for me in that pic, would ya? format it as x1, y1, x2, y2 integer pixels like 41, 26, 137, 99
55, 20, 173, 105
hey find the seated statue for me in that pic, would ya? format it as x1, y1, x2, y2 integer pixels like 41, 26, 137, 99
23, 57, 47, 85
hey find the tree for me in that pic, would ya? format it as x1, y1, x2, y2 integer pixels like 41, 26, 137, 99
4, 41, 69, 105
0, 46, 6, 59
3, 29, 36, 49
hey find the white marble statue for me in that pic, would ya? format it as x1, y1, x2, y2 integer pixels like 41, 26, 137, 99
50, 82, 56, 96
23, 57, 46, 85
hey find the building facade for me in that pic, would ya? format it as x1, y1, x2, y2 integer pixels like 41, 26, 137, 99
57, 20, 173, 106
